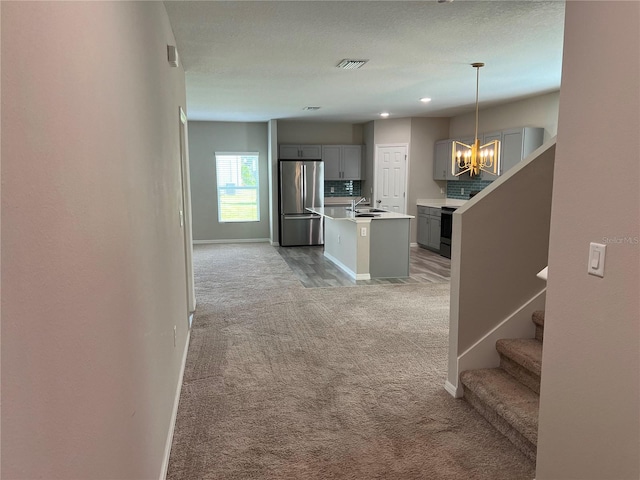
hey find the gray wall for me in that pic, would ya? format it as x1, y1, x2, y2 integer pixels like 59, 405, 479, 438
189, 121, 270, 242
362, 121, 375, 198
277, 121, 364, 144
536, 2, 639, 478
2, 3, 189, 478
371, 117, 449, 244
373, 117, 412, 145
408, 117, 450, 226
268, 120, 279, 245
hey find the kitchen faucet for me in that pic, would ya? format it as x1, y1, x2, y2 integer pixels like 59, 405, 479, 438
351, 197, 367, 211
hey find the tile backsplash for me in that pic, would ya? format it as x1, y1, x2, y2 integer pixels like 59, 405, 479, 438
324, 179, 489, 199
447, 179, 492, 199
325, 180, 361, 197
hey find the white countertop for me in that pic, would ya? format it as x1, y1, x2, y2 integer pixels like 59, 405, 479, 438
416, 198, 468, 208
308, 206, 414, 221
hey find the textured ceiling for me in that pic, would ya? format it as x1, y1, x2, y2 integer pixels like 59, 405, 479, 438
164, 1, 565, 123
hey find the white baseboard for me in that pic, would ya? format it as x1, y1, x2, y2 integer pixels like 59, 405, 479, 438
410, 242, 419, 247
444, 380, 464, 398
324, 251, 360, 280
159, 328, 191, 480
270, 240, 280, 247
193, 238, 270, 245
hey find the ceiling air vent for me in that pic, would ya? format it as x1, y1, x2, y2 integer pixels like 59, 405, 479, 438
303, 106, 321, 111
337, 59, 368, 70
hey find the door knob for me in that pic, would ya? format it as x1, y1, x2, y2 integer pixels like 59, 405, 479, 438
376, 199, 381, 204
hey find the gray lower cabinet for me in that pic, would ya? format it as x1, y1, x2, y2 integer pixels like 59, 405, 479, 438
417, 214, 429, 245
428, 214, 441, 249
417, 206, 441, 251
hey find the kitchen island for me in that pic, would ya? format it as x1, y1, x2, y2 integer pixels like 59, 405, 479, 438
307, 206, 414, 280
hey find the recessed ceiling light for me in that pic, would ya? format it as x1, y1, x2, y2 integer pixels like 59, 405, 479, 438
303, 106, 321, 111
380, 112, 390, 118
420, 97, 432, 103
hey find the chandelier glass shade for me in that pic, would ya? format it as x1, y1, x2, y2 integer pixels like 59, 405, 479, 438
452, 63, 501, 178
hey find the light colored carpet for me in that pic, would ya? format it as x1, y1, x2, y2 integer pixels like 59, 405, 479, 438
167, 243, 535, 479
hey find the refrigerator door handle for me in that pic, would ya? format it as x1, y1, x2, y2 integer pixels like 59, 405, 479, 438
283, 214, 318, 220
302, 164, 306, 206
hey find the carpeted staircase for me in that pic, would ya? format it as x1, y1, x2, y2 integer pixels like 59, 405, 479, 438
459, 310, 545, 463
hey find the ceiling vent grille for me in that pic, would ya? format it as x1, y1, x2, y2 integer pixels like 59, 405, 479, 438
303, 106, 321, 111
337, 59, 368, 70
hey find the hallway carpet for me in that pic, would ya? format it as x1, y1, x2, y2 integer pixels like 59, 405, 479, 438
167, 243, 535, 480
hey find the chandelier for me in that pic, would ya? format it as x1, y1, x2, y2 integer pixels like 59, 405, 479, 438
452, 63, 500, 177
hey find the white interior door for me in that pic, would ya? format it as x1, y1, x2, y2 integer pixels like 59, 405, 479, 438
375, 145, 407, 213
179, 107, 196, 326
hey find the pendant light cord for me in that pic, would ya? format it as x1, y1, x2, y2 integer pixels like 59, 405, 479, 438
474, 65, 480, 143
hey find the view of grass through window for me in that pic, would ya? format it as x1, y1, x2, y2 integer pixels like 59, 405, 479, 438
215, 153, 259, 222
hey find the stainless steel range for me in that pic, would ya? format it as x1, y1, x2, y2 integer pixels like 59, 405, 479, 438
440, 206, 458, 259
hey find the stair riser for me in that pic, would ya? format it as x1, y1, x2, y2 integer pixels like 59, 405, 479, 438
463, 388, 537, 463
499, 355, 541, 394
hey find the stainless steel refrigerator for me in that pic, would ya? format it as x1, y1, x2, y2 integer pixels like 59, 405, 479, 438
279, 160, 324, 246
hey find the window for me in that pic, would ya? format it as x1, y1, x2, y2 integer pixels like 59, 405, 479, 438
215, 152, 259, 222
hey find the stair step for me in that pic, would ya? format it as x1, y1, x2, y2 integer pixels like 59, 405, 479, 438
460, 368, 539, 462
532, 310, 545, 341
496, 338, 543, 393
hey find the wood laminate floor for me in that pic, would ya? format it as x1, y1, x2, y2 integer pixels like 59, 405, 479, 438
277, 245, 451, 288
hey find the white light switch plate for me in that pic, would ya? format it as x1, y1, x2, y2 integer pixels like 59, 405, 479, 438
588, 242, 606, 277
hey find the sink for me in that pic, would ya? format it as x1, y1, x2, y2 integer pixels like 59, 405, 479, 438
354, 208, 387, 214
355, 213, 380, 217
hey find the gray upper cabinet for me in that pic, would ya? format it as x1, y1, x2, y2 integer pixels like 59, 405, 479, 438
477, 131, 502, 180
341, 145, 362, 180
483, 131, 502, 144
322, 146, 342, 179
434, 139, 460, 181
322, 145, 362, 180
433, 127, 545, 182
279, 144, 322, 160
456, 136, 475, 181
500, 127, 544, 175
